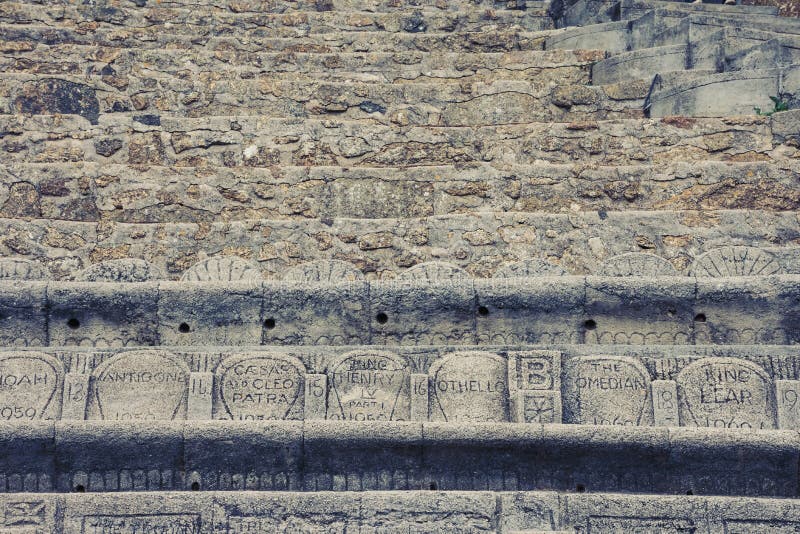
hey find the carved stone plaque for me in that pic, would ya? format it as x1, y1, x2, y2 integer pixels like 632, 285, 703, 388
563, 356, 653, 426
677, 357, 776, 429
327, 350, 410, 421
0, 352, 62, 420
216, 353, 305, 420
91, 350, 189, 421
429, 352, 509, 422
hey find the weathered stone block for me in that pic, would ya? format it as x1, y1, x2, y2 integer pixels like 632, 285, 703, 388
0, 422, 55, 492
262, 282, 368, 345
369, 281, 476, 345
54, 422, 183, 492
0, 283, 47, 347
158, 282, 263, 346
475, 278, 584, 345
183, 421, 302, 491
48, 283, 159, 347
585, 277, 694, 345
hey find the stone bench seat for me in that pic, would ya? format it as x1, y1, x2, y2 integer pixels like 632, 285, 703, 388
0, 420, 797, 495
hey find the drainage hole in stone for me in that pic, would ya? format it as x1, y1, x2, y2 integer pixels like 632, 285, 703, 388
694, 313, 707, 323
478, 306, 489, 317
178, 322, 191, 333
264, 318, 276, 329
191, 482, 200, 491
376, 312, 388, 324
583, 319, 596, 331
686, 490, 694, 495
429, 482, 437, 490
575, 484, 586, 493
67, 318, 80, 330
75, 485, 85, 493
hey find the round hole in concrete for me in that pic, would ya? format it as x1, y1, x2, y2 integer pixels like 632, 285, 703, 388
75, 485, 85, 493
478, 306, 489, 317
67, 318, 80, 330
583, 319, 596, 331
264, 318, 276, 329
191, 482, 200, 491
575, 484, 586, 493
178, 322, 191, 333
376, 312, 388, 324
694, 313, 707, 323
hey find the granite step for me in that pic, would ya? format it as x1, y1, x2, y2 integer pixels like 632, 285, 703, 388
5, 490, 800, 530
0, 419, 797, 495
0, 114, 779, 167
1, 74, 644, 124
0, 24, 551, 53
0, 2, 554, 35
3, 159, 800, 223
0, 211, 798, 280
0, 45, 600, 85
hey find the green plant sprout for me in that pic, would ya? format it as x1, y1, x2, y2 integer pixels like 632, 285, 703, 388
754, 96, 790, 116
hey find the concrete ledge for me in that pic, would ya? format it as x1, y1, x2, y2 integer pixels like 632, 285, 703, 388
0, 422, 797, 496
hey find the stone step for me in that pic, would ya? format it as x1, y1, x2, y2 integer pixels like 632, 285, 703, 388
553, 0, 778, 28
0, 114, 777, 167
1, 74, 643, 125
0, 24, 550, 53
32, 0, 548, 13
2, 208, 798, 279
3, 159, 800, 223
5, 490, 800, 530
0, 420, 797, 495
0, 2, 553, 35
1, 272, 799, 346
0, 45, 600, 85
647, 66, 799, 118
4, 344, 800, 425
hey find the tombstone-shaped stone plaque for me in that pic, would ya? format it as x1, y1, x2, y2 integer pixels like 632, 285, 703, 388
327, 350, 410, 421
597, 253, 678, 276
0, 258, 47, 280
397, 262, 468, 282
563, 356, 653, 426
215, 353, 305, 421
0, 352, 63, 420
494, 259, 567, 278
90, 350, 189, 421
429, 352, 509, 422
677, 357, 776, 429
690, 246, 782, 277
77, 259, 163, 282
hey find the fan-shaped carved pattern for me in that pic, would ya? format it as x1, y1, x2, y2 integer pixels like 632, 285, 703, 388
78, 259, 163, 282
396, 262, 469, 282
690, 246, 782, 277
494, 259, 568, 277
0, 258, 47, 280
597, 253, 678, 276
282, 260, 365, 282
181, 257, 262, 282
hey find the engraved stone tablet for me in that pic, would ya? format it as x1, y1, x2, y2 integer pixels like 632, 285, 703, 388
215, 353, 305, 421
563, 356, 653, 426
327, 350, 410, 421
677, 357, 776, 429
517, 391, 562, 423
776, 380, 800, 429
597, 253, 678, 276
690, 246, 782, 277
282, 260, 365, 282
0, 352, 62, 420
429, 352, 509, 422
77, 259, 163, 282
397, 262, 468, 282
181, 256, 262, 282
493, 259, 568, 277
90, 350, 189, 421
0, 258, 47, 280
